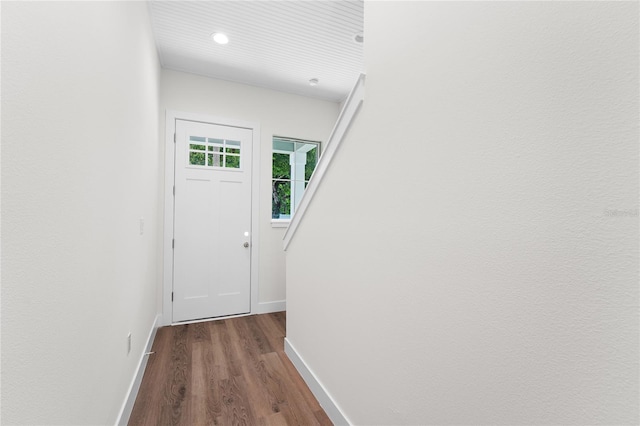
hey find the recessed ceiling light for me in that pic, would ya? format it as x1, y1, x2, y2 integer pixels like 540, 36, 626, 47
309, 78, 319, 86
211, 32, 229, 45
354, 32, 364, 44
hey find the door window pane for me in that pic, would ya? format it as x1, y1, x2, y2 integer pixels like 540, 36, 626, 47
225, 155, 240, 169
207, 153, 222, 167
190, 152, 206, 166
188, 136, 242, 169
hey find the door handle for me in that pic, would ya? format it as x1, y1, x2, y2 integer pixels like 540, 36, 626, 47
243, 242, 250, 248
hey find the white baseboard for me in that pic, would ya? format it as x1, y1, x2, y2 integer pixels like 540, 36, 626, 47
255, 299, 286, 314
284, 338, 350, 425
115, 314, 162, 426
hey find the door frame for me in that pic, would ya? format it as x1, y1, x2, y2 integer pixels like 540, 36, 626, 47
163, 110, 261, 326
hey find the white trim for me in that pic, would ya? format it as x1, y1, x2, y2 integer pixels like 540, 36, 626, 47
284, 338, 351, 426
115, 314, 162, 426
255, 299, 286, 314
163, 110, 261, 326
169, 299, 283, 325
283, 74, 365, 251
171, 312, 251, 326
271, 220, 290, 228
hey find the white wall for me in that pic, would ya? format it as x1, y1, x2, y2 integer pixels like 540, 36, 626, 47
160, 70, 340, 315
286, 2, 639, 425
1, 2, 161, 424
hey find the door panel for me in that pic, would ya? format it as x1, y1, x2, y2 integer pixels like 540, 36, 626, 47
173, 119, 252, 322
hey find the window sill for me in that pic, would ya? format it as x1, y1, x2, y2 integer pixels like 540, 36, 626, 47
271, 220, 290, 228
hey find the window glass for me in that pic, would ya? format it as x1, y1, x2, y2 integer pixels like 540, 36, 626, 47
188, 136, 241, 169
304, 146, 318, 181
272, 137, 320, 220
225, 155, 240, 169
190, 152, 205, 166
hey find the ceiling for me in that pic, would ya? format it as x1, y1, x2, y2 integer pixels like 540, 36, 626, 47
148, 0, 364, 103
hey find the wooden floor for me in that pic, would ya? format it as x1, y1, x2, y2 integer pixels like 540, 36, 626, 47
129, 312, 332, 426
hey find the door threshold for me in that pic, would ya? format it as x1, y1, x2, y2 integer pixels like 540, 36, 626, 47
171, 311, 252, 326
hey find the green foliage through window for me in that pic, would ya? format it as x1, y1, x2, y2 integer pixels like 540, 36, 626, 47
272, 137, 320, 219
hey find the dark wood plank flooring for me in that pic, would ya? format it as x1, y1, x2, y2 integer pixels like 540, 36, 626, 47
129, 312, 332, 426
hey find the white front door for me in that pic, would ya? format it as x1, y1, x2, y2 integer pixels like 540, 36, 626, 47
172, 119, 252, 322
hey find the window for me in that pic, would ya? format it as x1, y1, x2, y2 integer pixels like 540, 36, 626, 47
188, 136, 241, 169
272, 137, 320, 221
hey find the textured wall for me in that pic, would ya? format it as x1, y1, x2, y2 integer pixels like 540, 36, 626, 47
160, 69, 340, 309
2, 2, 161, 424
286, 2, 639, 424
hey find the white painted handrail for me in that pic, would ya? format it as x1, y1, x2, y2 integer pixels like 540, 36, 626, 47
283, 73, 366, 251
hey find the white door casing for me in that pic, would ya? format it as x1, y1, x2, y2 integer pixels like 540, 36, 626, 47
163, 111, 260, 325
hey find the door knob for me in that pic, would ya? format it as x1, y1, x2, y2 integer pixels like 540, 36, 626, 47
243, 242, 249, 248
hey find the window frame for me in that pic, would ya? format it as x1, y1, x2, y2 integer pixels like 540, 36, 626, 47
271, 136, 321, 226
